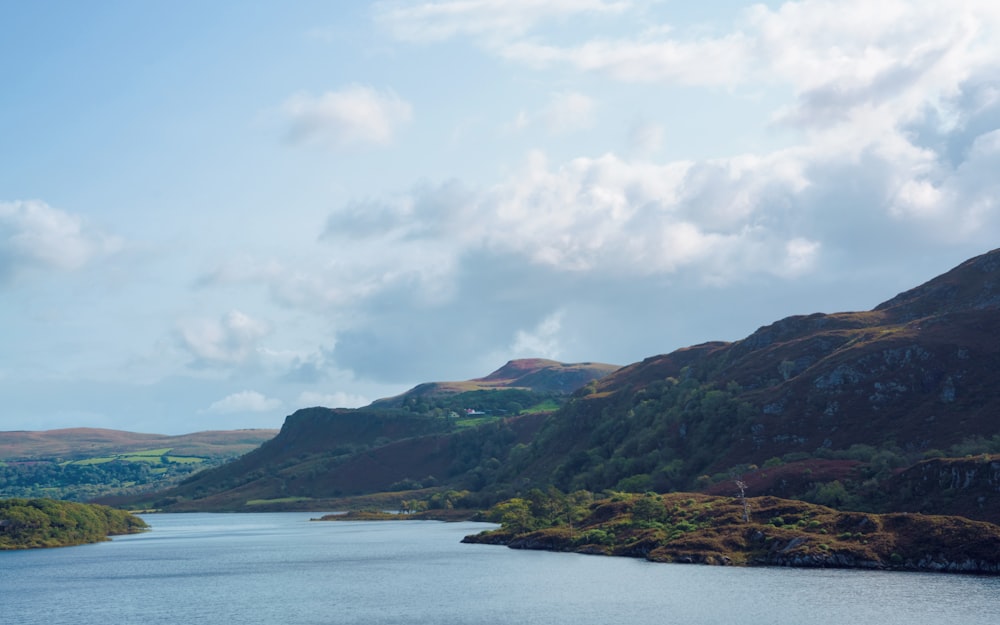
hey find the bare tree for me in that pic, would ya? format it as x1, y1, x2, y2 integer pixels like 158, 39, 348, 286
734, 479, 751, 523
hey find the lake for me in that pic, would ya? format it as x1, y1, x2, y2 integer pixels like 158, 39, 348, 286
1, 512, 998, 624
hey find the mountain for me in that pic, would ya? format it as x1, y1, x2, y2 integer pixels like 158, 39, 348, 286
119, 250, 1000, 524
500, 248, 1000, 516
107, 360, 618, 511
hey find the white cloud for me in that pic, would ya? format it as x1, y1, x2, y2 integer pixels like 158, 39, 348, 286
282, 85, 412, 148
176, 310, 271, 366
500, 34, 752, 86
778, 238, 821, 278
510, 310, 564, 358
259, 1, 1000, 310
183, 1, 1000, 386
296, 390, 369, 409
309, 147, 821, 292
488, 1, 999, 137
0, 200, 120, 282
509, 91, 596, 135
887, 127, 1000, 241
206, 390, 283, 414
376, 0, 631, 42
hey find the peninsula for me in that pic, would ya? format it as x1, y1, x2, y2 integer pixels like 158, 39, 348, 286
0, 498, 148, 549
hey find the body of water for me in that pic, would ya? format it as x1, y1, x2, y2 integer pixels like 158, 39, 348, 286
2, 512, 998, 624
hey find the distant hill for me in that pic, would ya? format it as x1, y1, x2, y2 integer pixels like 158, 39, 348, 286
117, 250, 1000, 526
0, 427, 277, 461
370, 359, 620, 409
0, 428, 277, 501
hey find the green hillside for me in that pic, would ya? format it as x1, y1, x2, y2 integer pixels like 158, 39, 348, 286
0, 428, 277, 501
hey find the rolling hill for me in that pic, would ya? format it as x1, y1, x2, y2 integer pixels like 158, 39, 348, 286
0, 428, 277, 501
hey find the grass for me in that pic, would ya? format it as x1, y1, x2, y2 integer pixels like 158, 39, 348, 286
521, 399, 560, 413
121, 448, 173, 457
453, 415, 502, 429
61, 448, 206, 467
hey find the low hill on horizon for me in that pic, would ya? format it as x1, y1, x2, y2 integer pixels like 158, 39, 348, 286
0, 427, 278, 502
0, 427, 278, 461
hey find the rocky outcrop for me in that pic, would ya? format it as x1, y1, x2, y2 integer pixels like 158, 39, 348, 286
877, 456, 1000, 523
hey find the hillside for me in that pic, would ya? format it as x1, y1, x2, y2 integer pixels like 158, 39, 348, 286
122, 250, 1000, 525
0, 428, 277, 501
110, 360, 617, 511
501, 249, 1000, 520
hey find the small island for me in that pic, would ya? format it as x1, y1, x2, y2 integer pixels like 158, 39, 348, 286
0, 498, 148, 550
462, 491, 1000, 574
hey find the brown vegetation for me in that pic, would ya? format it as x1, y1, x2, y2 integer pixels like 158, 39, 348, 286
465, 492, 1000, 574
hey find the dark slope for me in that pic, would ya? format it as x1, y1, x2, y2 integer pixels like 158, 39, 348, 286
122, 251, 1000, 522
499, 249, 1000, 521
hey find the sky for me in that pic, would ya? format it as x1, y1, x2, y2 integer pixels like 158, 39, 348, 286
2, 1, 999, 434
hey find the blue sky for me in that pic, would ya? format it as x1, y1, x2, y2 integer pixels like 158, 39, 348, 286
2, 1, 999, 434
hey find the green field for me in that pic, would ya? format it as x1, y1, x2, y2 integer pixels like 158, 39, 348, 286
61, 448, 207, 467
0, 428, 276, 502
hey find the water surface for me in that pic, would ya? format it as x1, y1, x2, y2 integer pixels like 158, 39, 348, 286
2, 513, 997, 624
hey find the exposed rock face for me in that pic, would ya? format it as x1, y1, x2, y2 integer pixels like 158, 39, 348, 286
878, 457, 1000, 521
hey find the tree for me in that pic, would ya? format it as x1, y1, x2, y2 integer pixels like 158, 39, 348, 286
489, 498, 534, 534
